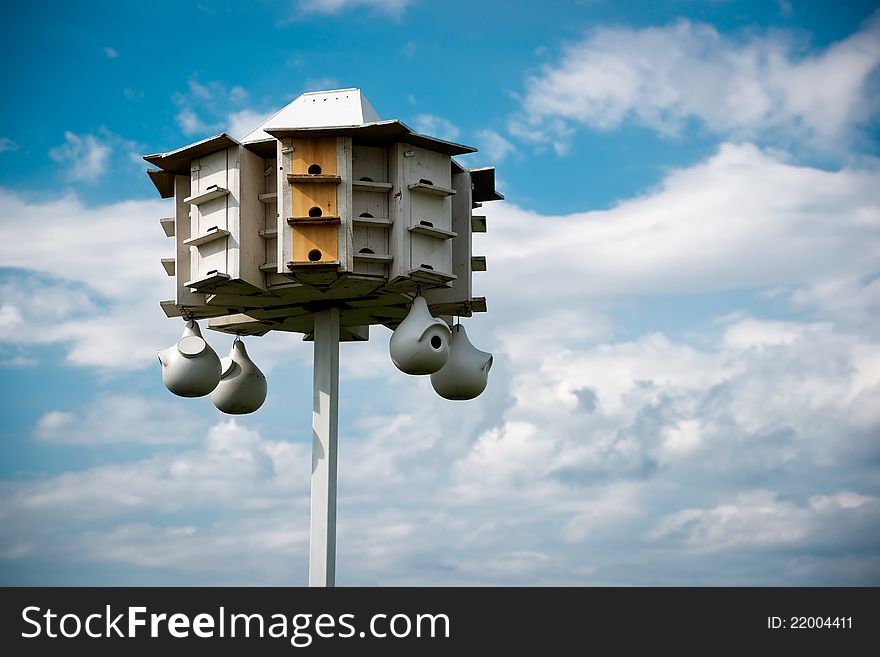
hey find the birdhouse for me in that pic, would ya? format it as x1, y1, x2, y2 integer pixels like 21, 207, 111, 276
144, 88, 502, 337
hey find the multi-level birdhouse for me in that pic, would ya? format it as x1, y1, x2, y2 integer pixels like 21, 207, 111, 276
145, 89, 502, 338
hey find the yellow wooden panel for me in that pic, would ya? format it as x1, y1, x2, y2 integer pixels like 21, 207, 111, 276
292, 224, 339, 263
291, 182, 337, 218
292, 138, 337, 175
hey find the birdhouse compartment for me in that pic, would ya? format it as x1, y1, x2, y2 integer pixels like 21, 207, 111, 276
387, 143, 456, 288
257, 156, 279, 278
291, 138, 337, 176
351, 145, 392, 277
352, 145, 387, 183
291, 223, 339, 265
290, 181, 338, 219
185, 148, 234, 289
172, 174, 202, 307
410, 193, 452, 233
406, 146, 451, 189
424, 168, 475, 313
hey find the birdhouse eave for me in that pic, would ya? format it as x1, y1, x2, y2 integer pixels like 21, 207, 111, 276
144, 133, 241, 174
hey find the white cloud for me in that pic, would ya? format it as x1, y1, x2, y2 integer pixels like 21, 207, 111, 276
176, 107, 214, 136
2, 420, 306, 523
176, 83, 251, 136
414, 304, 880, 579
52, 310, 176, 369
0, 420, 312, 580
34, 395, 206, 445
476, 129, 516, 162
48, 132, 112, 182
186, 78, 214, 101
0, 138, 18, 153
481, 143, 880, 305
0, 304, 24, 338
47, 129, 142, 183
173, 78, 245, 137
293, 0, 414, 16
661, 419, 702, 454
413, 114, 461, 141
0, 355, 36, 367
776, 0, 794, 18
3, 108, 879, 584
560, 482, 645, 543
2, 306, 879, 583
494, 318, 880, 479
0, 190, 173, 369
228, 85, 248, 103
172, 78, 276, 141
0, 276, 98, 326
787, 276, 880, 331
0, 274, 168, 370
721, 317, 817, 350
72, 520, 308, 576
648, 490, 880, 552
511, 14, 880, 153
0, 192, 168, 300
303, 77, 340, 92
226, 108, 270, 140
103, 47, 118, 59
453, 421, 556, 497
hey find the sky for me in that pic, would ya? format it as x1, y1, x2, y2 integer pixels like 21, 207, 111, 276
1, 0, 879, 585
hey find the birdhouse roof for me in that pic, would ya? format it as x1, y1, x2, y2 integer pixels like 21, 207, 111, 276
143, 133, 240, 174
249, 88, 475, 156
241, 88, 382, 143
264, 121, 475, 156
143, 88, 477, 177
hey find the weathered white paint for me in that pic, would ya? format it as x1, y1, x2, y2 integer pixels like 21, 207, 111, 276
151, 89, 500, 333
309, 307, 340, 588
337, 137, 353, 273
239, 147, 265, 288
277, 139, 293, 275
242, 88, 382, 144
173, 174, 204, 307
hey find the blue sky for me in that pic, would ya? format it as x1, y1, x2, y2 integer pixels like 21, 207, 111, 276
1, 0, 879, 585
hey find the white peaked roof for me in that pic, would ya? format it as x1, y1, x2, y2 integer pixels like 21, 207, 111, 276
241, 88, 382, 144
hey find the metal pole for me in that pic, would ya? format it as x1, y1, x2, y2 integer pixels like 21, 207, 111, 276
309, 307, 340, 587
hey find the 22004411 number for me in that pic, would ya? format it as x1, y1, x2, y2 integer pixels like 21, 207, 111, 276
767, 616, 853, 629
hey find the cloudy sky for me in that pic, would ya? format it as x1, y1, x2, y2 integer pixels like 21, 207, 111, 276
1, 0, 879, 585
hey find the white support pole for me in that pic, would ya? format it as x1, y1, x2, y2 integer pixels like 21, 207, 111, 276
309, 307, 340, 587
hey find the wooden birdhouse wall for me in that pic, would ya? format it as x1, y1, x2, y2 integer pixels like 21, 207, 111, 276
281, 137, 349, 268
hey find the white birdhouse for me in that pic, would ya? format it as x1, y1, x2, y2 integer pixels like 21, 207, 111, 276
144, 89, 502, 338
